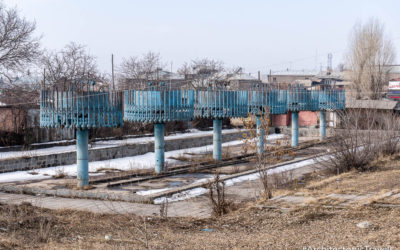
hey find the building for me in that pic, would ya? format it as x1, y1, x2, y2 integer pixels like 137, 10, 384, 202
261, 70, 318, 85
226, 73, 262, 90
119, 70, 186, 89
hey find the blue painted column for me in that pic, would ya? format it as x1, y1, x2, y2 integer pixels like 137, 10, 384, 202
319, 110, 326, 141
77, 129, 89, 188
291, 112, 299, 147
213, 118, 222, 161
256, 115, 265, 154
154, 123, 165, 173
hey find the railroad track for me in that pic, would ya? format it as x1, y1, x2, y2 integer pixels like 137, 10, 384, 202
89, 137, 334, 187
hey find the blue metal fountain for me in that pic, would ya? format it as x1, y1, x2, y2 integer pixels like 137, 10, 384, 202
124, 83, 194, 173
194, 87, 248, 161
287, 86, 345, 146
249, 84, 288, 154
40, 80, 123, 187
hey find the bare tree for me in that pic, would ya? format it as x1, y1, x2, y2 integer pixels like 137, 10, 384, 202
346, 18, 396, 99
0, 79, 40, 105
118, 51, 165, 89
0, 3, 40, 83
41, 42, 99, 84
177, 58, 225, 89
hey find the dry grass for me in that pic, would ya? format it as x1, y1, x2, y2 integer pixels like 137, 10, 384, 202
265, 153, 400, 208
3, 151, 400, 249
1, 201, 399, 249
304, 154, 400, 195
95, 167, 122, 173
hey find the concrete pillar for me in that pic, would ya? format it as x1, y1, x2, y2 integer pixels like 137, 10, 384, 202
256, 115, 265, 154
319, 110, 326, 141
213, 118, 222, 161
77, 129, 89, 188
154, 123, 165, 173
291, 111, 299, 147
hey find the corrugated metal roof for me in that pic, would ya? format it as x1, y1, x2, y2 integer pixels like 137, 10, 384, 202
346, 98, 398, 110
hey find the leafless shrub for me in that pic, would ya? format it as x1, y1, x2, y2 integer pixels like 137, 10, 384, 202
325, 109, 381, 173
271, 170, 295, 189
207, 172, 232, 217
378, 112, 400, 156
53, 167, 67, 179
240, 112, 274, 199
257, 162, 272, 199
232, 165, 241, 174
159, 199, 169, 219
37, 217, 52, 243
131, 216, 150, 248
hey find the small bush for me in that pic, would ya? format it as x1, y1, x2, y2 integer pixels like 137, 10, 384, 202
207, 173, 233, 217
53, 168, 67, 179
378, 112, 400, 156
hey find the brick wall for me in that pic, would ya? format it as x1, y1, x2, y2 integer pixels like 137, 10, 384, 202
271, 113, 290, 126
272, 111, 318, 127
0, 107, 26, 133
299, 111, 318, 126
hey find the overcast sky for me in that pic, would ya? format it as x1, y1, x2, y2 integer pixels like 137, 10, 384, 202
3, 0, 400, 75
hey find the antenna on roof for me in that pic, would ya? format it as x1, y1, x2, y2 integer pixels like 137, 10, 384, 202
327, 53, 332, 75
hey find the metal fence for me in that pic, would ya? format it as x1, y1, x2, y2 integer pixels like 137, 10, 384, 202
40, 81, 123, 129
194, 89, 248, 119
124, 87, 194, 123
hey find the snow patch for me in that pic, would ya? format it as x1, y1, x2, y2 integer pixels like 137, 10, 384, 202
0, 128, 243, 160
153, 155, 327, 204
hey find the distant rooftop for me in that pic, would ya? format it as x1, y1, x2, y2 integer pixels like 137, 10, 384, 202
269, 69, 319, 76
346, 98, 400, 110
227, 73, 258, 81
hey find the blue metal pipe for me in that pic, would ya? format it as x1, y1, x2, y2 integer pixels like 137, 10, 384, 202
77, 129, 89, 188
256, 115, 265, 154
291, 111, 299, 147
213, 118, 222, 161
319, 110, 326, 141
154, 123, 165, 173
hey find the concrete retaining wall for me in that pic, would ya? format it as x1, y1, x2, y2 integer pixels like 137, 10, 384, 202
0, 130, 245, 173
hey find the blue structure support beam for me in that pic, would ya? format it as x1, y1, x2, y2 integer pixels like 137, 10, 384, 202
77, 129, 89, 188
319, 110, 326, 141
154, 123, 165, 173
213, 118, 222, 161
256, 115, 265, 154
291, 112, 299, 147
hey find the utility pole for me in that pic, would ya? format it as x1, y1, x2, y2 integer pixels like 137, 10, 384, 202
43, 68, 46, 89
258, 70, 260, 81
170, 61, 172, 88
111, 54, 115, 90
269, 69, 272, 84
